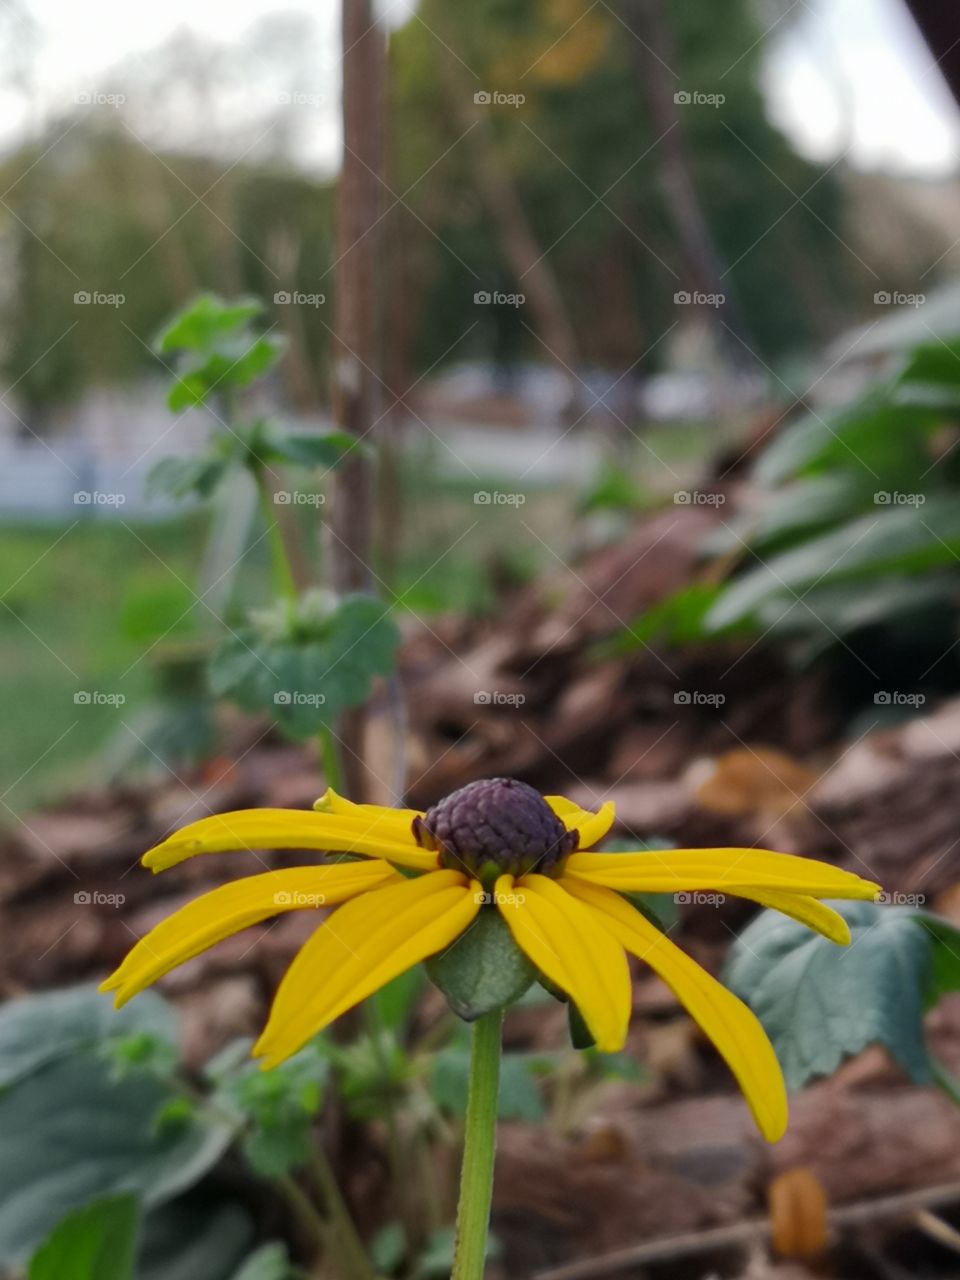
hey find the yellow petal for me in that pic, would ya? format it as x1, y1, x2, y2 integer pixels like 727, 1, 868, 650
495, 872, 631, 1052
563, 877, 787, 1141
254, 870, 480, 1067
313, 787, 423, 840
142, 808, 439, 873
567, 847, 879, 899
545, 795, 616, 851
737, 890, 851, 945
100, 861, 399, 1007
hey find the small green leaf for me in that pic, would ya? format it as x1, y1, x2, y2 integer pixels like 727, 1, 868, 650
229, 1242, 293, 1280
370, 1221, 407, 1274
210, 591, 400, 739
725, 901, 933, 1089
431, 1044, 543, 1120
426, 907, 535, 1020
28, 1194, 139, 1280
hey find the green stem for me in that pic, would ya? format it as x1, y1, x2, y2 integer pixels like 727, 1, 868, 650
309, 1146, 378, 1280
254, 466, 298, 600
319, 724, 346, 794
452, 1009, 503, 1280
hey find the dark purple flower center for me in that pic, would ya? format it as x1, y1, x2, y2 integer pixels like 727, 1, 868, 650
412, 777, 578, 884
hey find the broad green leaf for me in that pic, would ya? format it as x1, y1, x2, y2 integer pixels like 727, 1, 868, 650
28, 1194, 139, 1280
0, 1051, 235, 1260
218, 1043, 326, 1178
157, 295, 264, 355
706, 496, 960, 630
146, 455, 229, 501
725, 901, 932, 1090
210, 592, 400, 739
426, 907, 535, 1021
139, 1201, 254, 1280
754, 572, 959, 639
0, 984, 176, 1089
596, 583, 742, 657
431, 1046, 544, 1121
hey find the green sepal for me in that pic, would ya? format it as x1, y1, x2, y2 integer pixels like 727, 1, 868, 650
426, 907, 535, 1021
567, 1002, 595, 1050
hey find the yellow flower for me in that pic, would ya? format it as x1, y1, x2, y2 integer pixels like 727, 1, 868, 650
101, 777, 879, 1142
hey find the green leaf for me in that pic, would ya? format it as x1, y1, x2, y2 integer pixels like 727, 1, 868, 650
28, 1194, 139, 1280
157, 295, 264, 355
706, 495, 960, 630
210, 592, 400, 739
0, 1051, 235, 1260
370, 1222, 407, 1275
139, 1201, 254, 1280
0, 984, 176, 1089
145, 455, 229, 501
725, 901, 933, 1090
426, 907, 535, 1020
229, 1243, 293, 1280
258, 428, 359, 470
595, 583, 740, 657
431, 1035, 544, 1121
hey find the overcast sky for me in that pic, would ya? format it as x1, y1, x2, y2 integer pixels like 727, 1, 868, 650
1, 0, 958, 177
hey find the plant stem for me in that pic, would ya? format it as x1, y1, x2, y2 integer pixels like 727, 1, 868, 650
309, 1146, 378, 1280
254, 467, 298, 600
452, 1008, 503, 1280
319, 724, 345, 793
